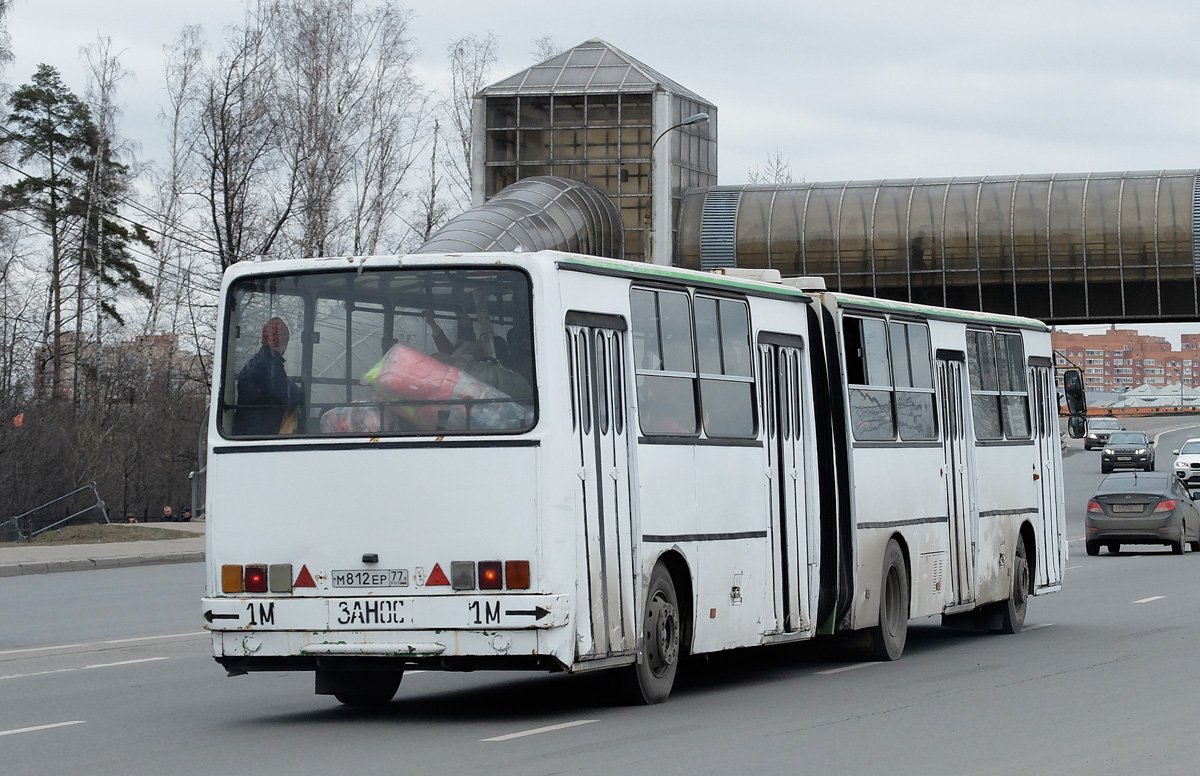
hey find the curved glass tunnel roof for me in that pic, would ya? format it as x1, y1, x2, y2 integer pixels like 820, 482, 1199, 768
677, 170, 1200, 323
416, 175, 624, 259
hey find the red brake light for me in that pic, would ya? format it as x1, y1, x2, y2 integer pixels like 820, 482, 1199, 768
244, 565, 268, 593
1087, 500, 1103, 513
1155, 500, 1177, 512
478, 561, 503, 590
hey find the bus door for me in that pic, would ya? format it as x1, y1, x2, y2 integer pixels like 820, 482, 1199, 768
1029, 361, 1064, 588
936, 353, 975, 606
759, 337, 810, 634
567, 315, 635, 659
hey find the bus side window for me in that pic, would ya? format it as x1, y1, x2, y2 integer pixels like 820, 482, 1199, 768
966, 329, 1003, 440
630, 288, 698, 435
891, 321, 936, 441
695, 296, 755, 438
845, 316, 896, 441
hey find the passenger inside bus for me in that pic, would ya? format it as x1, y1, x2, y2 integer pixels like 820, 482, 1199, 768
232, 317, 304, 435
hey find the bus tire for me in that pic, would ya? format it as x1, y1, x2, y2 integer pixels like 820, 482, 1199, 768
868, 539, 908, 661
317, 669, 402, 708
631, 562, 682, 704
999, 537, 1029, 634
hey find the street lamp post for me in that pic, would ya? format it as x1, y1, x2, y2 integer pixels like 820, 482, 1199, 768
651, 112, 710, 156
646, 112, 709, 262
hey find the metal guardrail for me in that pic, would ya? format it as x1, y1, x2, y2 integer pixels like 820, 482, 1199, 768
0, 482, 110, 543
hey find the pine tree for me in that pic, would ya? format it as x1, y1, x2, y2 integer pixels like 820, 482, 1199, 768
2, 64, 152, 400
2, 64, 93, 399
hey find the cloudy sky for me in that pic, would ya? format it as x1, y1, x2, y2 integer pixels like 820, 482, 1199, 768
8, 0, 1200, 343
10, 0, 1200, 184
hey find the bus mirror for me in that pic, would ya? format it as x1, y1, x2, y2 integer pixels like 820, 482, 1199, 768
1062, 369, 1086, 416
1067, 415, 1086, 439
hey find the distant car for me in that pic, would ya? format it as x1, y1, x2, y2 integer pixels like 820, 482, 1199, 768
1100, 431, 1155, 473
1172, 438, 1200, 491
1085, 471, 1200, 556
1084, 417, 1123, 450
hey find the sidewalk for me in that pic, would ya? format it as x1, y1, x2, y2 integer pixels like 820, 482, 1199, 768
0, 521, 205, 577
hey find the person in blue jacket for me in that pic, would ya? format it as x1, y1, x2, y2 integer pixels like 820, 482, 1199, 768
233, 317, 304, 435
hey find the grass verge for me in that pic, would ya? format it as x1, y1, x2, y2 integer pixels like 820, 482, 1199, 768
0, 523, 192, 545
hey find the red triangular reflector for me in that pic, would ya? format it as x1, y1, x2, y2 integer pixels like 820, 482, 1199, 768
426, 563, 449, 586
293, 565, 316, 588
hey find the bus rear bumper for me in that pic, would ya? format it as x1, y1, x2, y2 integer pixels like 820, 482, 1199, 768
211, 626, 573, 673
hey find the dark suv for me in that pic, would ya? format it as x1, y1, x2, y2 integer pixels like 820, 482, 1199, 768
1084, 417, 1122, 451
1100, 431, 1155, 473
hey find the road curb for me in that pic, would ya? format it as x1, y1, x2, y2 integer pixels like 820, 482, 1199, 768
0, 551, 204, 577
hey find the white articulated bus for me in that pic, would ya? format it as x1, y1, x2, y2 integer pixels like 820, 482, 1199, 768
201, 251, 1070, 705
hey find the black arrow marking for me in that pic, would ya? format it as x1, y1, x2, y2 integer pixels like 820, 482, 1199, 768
204, 610, 240, 623
504, 606, 549, 620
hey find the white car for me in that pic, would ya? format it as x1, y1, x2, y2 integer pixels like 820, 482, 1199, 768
1172, 438, 1200, 490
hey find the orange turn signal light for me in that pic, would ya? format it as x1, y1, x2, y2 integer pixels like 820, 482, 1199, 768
222, 565, 244, 593
505, 560, 530, 590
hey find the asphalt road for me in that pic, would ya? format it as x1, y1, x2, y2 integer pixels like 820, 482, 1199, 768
4, 422, 1200, 775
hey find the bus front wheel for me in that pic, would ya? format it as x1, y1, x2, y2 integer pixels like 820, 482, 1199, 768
868, 539, 909, 661
631, 563, 681, 704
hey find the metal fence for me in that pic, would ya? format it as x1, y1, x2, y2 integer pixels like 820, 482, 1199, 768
0, 482, 110, 543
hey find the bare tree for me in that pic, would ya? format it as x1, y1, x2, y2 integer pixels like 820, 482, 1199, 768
149, 25, 206, 338
79, 36, 136, 356
269, 0, 427, 257
531, 36, 562, 63
442, 32, 496, 209
403, 117, 449, 249
348, 3, 428, 255
0, 0, 12, 70
197, 11, 289, 269
747, 149, 797, 185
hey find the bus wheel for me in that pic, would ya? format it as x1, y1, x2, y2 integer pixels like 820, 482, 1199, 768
868, 539, 908, 661
999, 537, 1029, 634
317, 669, 402, 708
632, 563, 681, 704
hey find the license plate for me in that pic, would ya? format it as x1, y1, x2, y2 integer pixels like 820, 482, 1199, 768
332, 569, 409, 587
1111, 504, 1143, 513
1116, 456, 1131, 461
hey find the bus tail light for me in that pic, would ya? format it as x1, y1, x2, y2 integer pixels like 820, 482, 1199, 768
505, 561, 530, 589
222, 565, 244, 593
245, 565, 268, 593
478, 561, 503, 590
446, 560, 531, 590
269, 564, 293, 593
451, 561, 475, 590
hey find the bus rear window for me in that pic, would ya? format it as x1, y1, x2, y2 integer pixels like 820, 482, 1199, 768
219, 268, 535, 438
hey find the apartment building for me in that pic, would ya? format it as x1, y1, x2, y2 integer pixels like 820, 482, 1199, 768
1053, 326, 1195, 390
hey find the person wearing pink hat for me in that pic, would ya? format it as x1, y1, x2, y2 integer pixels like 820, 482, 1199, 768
232, 317, 304, 435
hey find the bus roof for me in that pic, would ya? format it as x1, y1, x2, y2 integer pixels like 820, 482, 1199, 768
824, 290, 1049, 332
219, 251, 1046, 332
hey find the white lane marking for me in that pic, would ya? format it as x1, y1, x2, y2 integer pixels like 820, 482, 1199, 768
1133, 596, 1166, 604
0, 657, 168, 681
817, 661, 883, 675
1066, 565, 1083, 570
1023, 623, 1053, 632
0, 721, 86, 737
0, 632, 203, 657
482, 719, 598, 742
